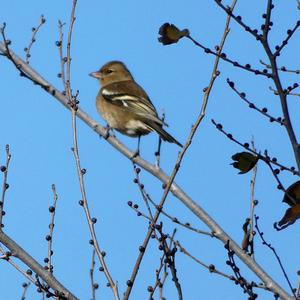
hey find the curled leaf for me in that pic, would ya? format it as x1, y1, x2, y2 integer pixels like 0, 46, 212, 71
275, 204, 300, 230
282, 180, 300, 206
158, 23, 189, 45
241, 218, 251, 252
231, 152, 258, 174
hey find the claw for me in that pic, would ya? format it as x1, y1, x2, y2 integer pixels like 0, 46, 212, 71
131, 150, 140, 160
102, 124, 111, 139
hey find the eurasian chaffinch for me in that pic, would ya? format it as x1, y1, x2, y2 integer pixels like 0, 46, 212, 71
89, 61, 182, 153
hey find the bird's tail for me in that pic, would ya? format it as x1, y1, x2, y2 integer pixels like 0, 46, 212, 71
147, 121, 183, 147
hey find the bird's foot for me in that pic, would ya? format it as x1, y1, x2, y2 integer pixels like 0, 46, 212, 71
130, 150, 140, 160
102, 125, 112, 139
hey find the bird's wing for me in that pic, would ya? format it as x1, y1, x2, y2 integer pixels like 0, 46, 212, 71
101, 81, 167, 126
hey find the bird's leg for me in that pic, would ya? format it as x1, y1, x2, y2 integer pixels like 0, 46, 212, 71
155, 136, 162, 168
131, 136, 141, 159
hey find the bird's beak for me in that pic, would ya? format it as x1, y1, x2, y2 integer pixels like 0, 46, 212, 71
89, 71, 102, 79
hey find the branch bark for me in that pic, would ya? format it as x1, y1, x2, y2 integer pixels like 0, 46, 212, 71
0, 229, 78, 300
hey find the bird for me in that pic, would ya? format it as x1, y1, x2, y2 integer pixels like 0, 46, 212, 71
89, 61, 182, 155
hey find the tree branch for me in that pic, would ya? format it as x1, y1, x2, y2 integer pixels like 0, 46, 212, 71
0, 230, 78, 300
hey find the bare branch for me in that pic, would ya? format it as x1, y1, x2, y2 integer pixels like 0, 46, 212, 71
90, 249, 98, 300
227, 79, 284, 125
262, 0, 273, 41
0, 231, 78, 299
225, 241, 258, 298
274, 20, 300, 56
133, 166, 154, 220
255, 216, 296, 298
214, 0, 262, 40
0, 246, 35, 285
57, 20, 66, 87
260, 60, 300, 75
186, 35, 271, 77
132, 172, 212, 236
24, 15, 46, 64
248, 140, 258, 257
21, 282, 31, 300
45, 184, 58, 274
60, 1, 119, 299
0, 144, 11, 227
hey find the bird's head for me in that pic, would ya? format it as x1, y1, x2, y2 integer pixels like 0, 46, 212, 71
89, 61, 134, 86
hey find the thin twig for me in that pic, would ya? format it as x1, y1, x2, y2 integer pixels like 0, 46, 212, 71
227, 79, 284, 125
262, 0, 273, 41
90, 249, 97, 300
133, 166, 154, 220
260, 60, 300, 75
264, 156, 287, 192
0, 246, 35, 285
214, 0, 262, 41
62, 1, 119, 299
176, 240, 231, 279
0, 24, 49, 89
160, 262, 168, 299
133, 167, 212, 235
148, 251, 166, 299
273, 20, 300, 56
0, 145, 11, 227
57, 20, 66, 87
151, 201, 213, 236
269, 86, 300, 98
288, 92, 300, 97
186, 34, 271, 77
174, 239, 268, 292
249, 140, 257, 258
25, 15, 46, 64
261, 149, 297, 206
146, 192, 212, 236
157, 227, 182, 299
127, 200, 152, 221
21, 282, 31, 300
226, 242, 258, 298
46, 184, 58, 273
65, 1, 76, 101
254, 216, 296, 298
148, 230, 176, 299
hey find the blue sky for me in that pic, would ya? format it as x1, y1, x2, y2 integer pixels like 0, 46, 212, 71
0, 1, 299, 299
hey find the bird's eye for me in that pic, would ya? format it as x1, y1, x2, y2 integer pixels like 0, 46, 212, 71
106, 69, 113, 74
